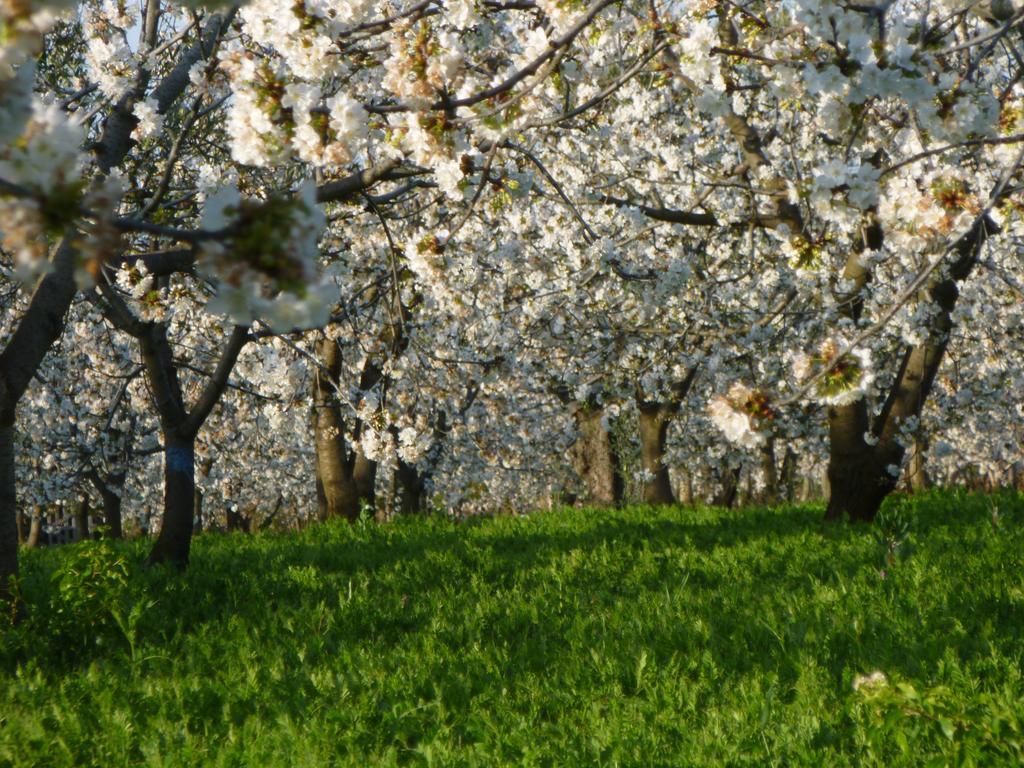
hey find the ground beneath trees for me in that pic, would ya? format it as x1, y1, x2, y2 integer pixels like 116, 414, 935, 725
2, 491, 1023, 766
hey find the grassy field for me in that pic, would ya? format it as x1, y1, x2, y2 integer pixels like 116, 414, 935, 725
1, 490, 1023, 767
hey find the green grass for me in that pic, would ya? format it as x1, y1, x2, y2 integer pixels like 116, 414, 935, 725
2, 490, 1024, 767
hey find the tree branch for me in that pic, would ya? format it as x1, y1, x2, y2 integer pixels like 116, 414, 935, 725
182, 325, 251, 437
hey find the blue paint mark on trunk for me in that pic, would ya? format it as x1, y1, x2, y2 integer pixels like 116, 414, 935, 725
166, 444, 195, 482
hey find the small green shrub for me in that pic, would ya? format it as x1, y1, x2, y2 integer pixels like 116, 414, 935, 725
5, 537, 154, 663
851, 676, 1024, 766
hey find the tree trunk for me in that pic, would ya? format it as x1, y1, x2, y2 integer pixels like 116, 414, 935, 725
101, 474, 124, 539
147, 437, 195, 567
0, 422, 18, 605
757, 439, 779, 505
713, 464, 740, 508
907, 438, 931, 492
315, 460, 328, 521
570, 405, 623, 507
352, 451, 377, 513
313, 338, 378, 521
825, 218, 990, 522
778, 446, 797, 503
226, 507, 250, 533
313, 406, 329, 521
825, 401, 896, 522
193, 458, 211, 534
91, 472, 125, 539
638, 404, 675, 505
826, 455, 894, 522
25, 510, 41, 549
395, 460, 426, 516
193, 486, 204, 534
313, 345, 360, 522
738, 468, 753, 508
73, 494, 90, 542
130, 322, 246, 566
798, 473, 813, 503
677, 470, 694, 506
258, 496, 285, 531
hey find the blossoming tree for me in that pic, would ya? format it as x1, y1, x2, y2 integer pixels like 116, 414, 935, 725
3, 0, 1024, 609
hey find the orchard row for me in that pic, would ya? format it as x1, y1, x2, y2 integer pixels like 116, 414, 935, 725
2, 0, 1023, 599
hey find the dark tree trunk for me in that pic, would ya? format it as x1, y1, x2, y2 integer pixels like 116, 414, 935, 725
638, 403, 675, 506
90, 471, 124, 539
16, 510, 25, 546
826, 460, 894, 521
258, 496, 285, 531
121, 319, 247, 567
315, 437, 361, 521
101, 474, 124, 539
825, 217, 990, 522
0, 421, 17, 605
147, 437, 195, 567
226, 507, 250, 533
73, 494, 90, 542
193, 486, 204, 534
778, 446, 797, 503
352, 452, 377, 513
313, 405, 328, 521
395, 460, 426, 516
713, 465, 740, 508
570, 405, 623, 507
825, 401, 895, 522
756, 439, 779, 505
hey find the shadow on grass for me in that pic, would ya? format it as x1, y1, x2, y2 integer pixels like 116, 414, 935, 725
165, 503, 834, 625
9, 490, 1022, 677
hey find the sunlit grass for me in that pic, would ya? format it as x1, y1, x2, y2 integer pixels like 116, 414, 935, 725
2, 489, 1023, 766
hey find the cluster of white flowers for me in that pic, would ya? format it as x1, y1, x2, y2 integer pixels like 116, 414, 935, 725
131, 98, 164, 141
0, 98, 84, 194
114, 262, 155, 302
792, 339, 876, 407
447, 0, 480, 29
199, 181, 332, 330
811, 161, 883, 213
0, 0, 74, 81
219, 46, 292, 167
382, 20, 465, 108
537, 0, 578, 35
82, 10, 138, 100
356, 426, 395, 465
397, 425, 433, 464
0, 98, 86, 280
708, 384, 771, 449
852, 670, 888, 691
